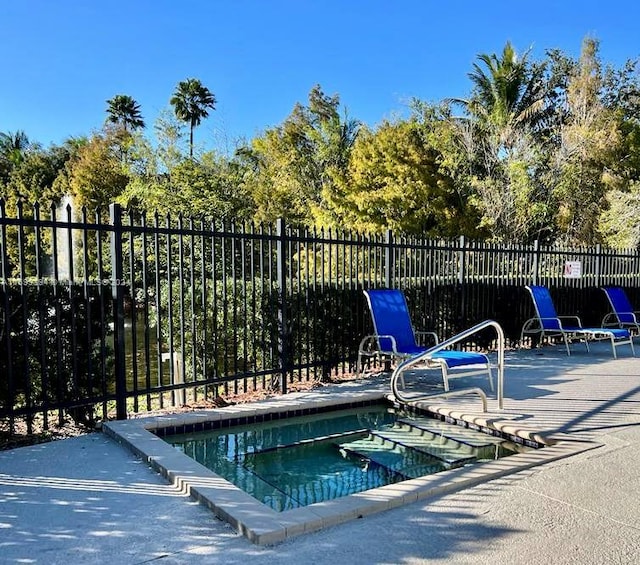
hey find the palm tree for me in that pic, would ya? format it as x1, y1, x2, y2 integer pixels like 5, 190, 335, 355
105, 94, 145, 132
450, 42, 549, 139
0, 130, 30, 167
170, 78, 216, 157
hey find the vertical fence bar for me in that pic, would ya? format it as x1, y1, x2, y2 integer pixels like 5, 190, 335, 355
80, 206, 94, 420
177, 214, 186, 405
1, 201, 15, 432
141, 214, 152, 411
50, 203, 65, 425
221, 221, 229, 395
200, 218, 209, 394
240, 223, 248, 391
385, 229, 393, 288
95, 209, 108, 420
276, 218, 288, 394
34, 203, 49, 429
210, 219, 219, 392
189, 218, 197, 397
166, 213, 176, 405
125, 211, 138, 412
230, 222, 238, 394
532, 239, 539, 285
153, 212, 164, 400
109, 203, 127, 420
16, 201, 33, 432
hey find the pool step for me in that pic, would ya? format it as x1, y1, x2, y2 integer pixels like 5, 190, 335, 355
398, 417, 506, 461
371, 425, 476, 465
399, 416, 503, 447
337, 435, 448, 479
337, 415, 510, 479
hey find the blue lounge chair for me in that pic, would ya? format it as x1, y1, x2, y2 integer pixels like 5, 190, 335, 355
601, 287, 640, 335
358, 289, 494, 391
521, 285, 634, 358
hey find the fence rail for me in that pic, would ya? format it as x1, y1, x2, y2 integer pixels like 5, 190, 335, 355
2, 199, 640, 431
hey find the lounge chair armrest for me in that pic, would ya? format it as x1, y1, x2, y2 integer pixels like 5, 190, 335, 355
602, 312, 618, 326
415, 331, 439, 345
603, 311, 640, 326
357, 334, 399, 354
557, 315, 582, 328
521, 317, 543, 332
530, 316, 565, 330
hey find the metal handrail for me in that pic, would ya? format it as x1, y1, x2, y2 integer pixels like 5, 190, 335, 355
390, 319, 505, 411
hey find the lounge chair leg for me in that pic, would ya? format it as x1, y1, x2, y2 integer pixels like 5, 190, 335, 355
442, 367, 450, 392
611, 337, 617, 359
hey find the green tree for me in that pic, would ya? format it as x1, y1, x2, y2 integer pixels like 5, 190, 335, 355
599, 184, 640, 248
170, 78, 216, 157
330, 118, 479, 236
54, 130, 129, 217
105, 94, 145, 132
551, 37, 623, 244
118, 150, 254, 220
0, 142, 77, 276
451, 42, 550, 141
0, 131, 30, 183
448, 42, 555, 241
239, 85, 359, 227
0, 130, 30, 165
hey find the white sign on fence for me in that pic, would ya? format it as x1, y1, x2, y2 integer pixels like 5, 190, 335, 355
564, 260, 582, 278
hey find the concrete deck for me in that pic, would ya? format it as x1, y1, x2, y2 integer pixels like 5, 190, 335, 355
1, 341, 640, 563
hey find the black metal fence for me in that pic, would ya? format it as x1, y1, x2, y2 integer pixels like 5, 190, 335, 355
2, 199, 640, 431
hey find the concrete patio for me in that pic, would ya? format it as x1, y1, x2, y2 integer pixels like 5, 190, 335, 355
1, 340, 639, 564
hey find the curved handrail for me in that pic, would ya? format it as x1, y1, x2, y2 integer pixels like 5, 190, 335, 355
390, 319, 505, 411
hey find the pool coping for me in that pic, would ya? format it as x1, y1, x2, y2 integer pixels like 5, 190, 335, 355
103, 390, 599, 545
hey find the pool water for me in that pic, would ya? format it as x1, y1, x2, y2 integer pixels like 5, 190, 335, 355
167, 404, 528, 511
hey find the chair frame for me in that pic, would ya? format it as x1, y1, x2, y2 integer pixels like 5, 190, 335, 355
358, 289, 493, 392
521, 285, 635, 358
601, 287, 640, 336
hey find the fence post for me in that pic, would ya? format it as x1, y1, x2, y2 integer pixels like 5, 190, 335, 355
458, 235, 466, 284
276, 218, 288, 394
385, 229, 393, 288
595, 243, 601, 288
532, 239, 539, 285
109, 203, 127, 420
458, 235, 466, 327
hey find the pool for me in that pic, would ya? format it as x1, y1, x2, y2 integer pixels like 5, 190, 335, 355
165, 404, 530, 512
103, 387, 588, 545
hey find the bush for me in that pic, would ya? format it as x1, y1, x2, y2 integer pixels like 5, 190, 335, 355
0, 281, 114, 426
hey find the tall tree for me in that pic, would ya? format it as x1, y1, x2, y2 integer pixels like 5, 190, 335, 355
330, 118, 481, 236
446, 42, 555, 241
0, 130, 30, 179
170, 78, 216, 157
105, 95, 145, 132
452, 42, 549, 137
239, 85, 359, 226
53, 130, 129, 217
552, 37, 623, 244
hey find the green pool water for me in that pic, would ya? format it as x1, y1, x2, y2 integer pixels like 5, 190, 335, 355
166, 404, 528, 512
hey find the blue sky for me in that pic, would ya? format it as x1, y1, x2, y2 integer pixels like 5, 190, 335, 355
1, 1, 639, 152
